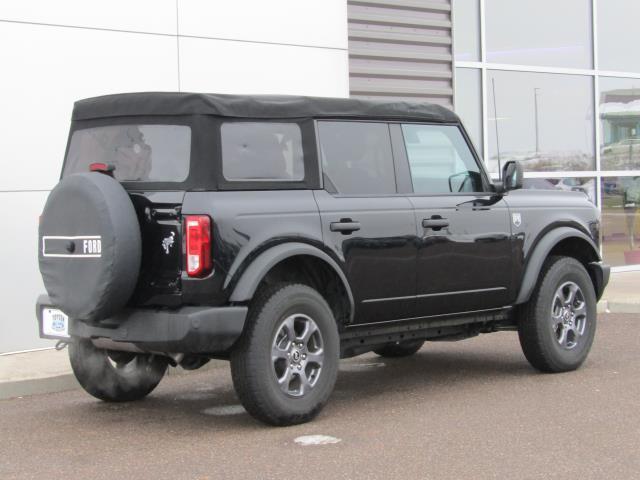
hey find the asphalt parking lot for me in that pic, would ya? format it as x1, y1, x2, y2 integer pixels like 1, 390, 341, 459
1, 313, 638, 480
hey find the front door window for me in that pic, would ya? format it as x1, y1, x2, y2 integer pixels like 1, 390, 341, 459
401, 124, 486, 194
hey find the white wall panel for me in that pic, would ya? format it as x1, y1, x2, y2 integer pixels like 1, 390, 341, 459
0, 5, 349, 353
179, 37, 349, 97
178, 0, 347, 49
0, 0, 177, 34
0, 191, 52, 353
0, 22, 179, 192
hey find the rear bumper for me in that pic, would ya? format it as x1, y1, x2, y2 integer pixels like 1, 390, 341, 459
588, 262, 611, 301
36, 295, 247, 354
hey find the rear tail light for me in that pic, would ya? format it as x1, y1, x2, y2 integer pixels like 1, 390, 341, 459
185, 215, 212, 278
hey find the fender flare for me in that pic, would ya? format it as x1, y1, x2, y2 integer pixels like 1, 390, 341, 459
228, 242, 355, 322
515, 227, 600, 305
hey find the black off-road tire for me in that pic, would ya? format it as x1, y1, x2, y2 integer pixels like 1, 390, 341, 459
69, 339, 168, 402
374, 340, 424, 358
230, 283, 340, 426
518, 256, 597, 373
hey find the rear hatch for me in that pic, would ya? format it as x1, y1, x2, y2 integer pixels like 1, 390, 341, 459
62, 122, 192, 307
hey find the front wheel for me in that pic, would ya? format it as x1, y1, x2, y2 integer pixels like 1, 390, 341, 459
230, 283, 339, 426
69, 339, 168, 402
518, 256, 597, 373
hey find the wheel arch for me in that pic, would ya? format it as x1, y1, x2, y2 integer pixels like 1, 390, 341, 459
515, 227, 604, 305
229, 242, 355, 325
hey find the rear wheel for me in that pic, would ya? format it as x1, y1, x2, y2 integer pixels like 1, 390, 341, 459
69, 339, 168, 402
518, 256, 597, 373
374, 340, 424, 358
230, 283, 339, 426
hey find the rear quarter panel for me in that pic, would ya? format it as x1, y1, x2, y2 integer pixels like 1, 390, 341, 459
180, 190, 323, 305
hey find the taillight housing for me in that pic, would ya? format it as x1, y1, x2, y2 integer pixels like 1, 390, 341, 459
184, 215, 212, 278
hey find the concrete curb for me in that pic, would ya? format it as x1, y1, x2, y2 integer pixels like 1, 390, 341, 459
0, 374, 80, 400
597, 293, 640, 313
0, 358, 228, 401
601, 300, 640, 314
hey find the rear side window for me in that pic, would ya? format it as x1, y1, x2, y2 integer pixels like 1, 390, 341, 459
318, 121, 396, 195
402, 124, 485, 194
221, 122, 304, 181
64, 124, 191, 182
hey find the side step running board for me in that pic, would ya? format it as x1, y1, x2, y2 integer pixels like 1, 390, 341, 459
340, 308, 513, 358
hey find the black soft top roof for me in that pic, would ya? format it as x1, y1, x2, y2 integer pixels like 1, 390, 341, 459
72, 92, 459, 123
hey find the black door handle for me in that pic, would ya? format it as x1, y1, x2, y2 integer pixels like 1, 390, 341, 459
330, 220, 361, 234
422, 218, 449, 230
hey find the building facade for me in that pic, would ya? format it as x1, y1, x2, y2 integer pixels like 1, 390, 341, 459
453, 0, 640, 272
1, 0, 636, 353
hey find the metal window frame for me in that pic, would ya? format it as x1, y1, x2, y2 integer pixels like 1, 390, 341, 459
452, 0, 640, 272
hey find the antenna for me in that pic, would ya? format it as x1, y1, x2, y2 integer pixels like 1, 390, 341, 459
492, 77, 502, 175
534, 87, 541, 155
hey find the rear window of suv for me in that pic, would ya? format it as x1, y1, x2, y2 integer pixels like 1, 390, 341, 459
221, 122, 304, 181
63, 124, 191, 182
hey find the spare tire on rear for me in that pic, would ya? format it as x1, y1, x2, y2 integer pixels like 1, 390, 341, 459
39, 172, 141, 321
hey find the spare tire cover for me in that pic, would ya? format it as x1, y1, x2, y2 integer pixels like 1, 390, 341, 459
39, 172, 141, 321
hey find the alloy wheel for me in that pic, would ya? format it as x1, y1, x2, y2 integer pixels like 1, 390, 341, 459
271, 314, 324, 397
551, 281, 587, 350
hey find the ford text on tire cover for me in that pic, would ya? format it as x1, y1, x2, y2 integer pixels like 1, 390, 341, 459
36, 93, 610, 426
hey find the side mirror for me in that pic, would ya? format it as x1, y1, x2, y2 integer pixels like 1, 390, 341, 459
502, 160, 523, 191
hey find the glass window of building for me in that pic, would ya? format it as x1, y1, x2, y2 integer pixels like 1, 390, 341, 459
487, 70, 595, 173
485, 0, 592, 69
598, 0, 640, 73
453, 0, 480, 62
455, 68, 483, 152
601, 176, 640, 267
599, 77, 640, 171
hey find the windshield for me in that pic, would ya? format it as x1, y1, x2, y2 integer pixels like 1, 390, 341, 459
63, 124, 191, 182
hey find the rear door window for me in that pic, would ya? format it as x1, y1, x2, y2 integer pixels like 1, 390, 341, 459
317, 121, 396, 195
64, 124, 191, 182
221, 122, 304, 181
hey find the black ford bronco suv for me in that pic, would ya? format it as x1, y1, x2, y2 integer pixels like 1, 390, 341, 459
37, 93, 610, 426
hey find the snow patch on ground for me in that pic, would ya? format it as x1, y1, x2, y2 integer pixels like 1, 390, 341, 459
201, 404, 246, 416
294, 435, 342, 446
